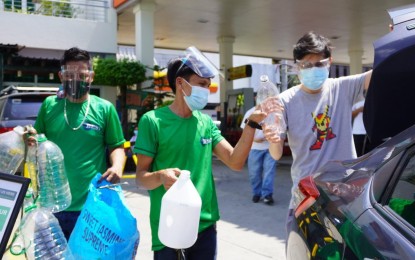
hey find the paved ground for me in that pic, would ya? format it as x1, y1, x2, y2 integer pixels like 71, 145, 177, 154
123, 156, 293, 260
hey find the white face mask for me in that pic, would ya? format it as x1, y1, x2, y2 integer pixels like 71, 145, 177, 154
182, 85, 209, 111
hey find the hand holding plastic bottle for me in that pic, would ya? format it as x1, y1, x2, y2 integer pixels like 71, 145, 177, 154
22, 125, 38, 147
256, 75, 285, 142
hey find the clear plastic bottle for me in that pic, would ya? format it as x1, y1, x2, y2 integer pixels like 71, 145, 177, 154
27, 134, 71, 213
9, 188, 36, 255
16, 204, 73, 260
256, 75, 285, 135
158, 170, 202, 249
0, 125, 25, 174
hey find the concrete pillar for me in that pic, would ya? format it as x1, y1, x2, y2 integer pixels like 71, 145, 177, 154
133, 0, 156, 87
348, 49, 364, 75
217, 36, 235, 112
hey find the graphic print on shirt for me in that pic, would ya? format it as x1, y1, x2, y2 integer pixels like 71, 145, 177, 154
310, 105, 336, 150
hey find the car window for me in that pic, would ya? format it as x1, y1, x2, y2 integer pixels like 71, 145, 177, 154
388, 154, 415, 227
3, 96, 45, 120
0, 98, 6, 118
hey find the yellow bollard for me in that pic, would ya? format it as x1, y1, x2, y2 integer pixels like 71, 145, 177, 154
122, 141, 137, 179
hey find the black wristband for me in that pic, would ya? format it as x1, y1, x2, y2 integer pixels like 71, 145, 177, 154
244, 119, 262, 130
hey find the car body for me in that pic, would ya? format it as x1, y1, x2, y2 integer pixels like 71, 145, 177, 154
0, 86, 56, 133
287, 124, 415, 259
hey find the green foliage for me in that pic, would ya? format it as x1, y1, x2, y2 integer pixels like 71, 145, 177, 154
41, 0, 73, 17
158, 100, 174, 108
93, 58, 147, 86
288, 74, 300, 89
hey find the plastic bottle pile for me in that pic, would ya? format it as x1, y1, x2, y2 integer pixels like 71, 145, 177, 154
0, 127, 73, 259
11, 192, 73, 260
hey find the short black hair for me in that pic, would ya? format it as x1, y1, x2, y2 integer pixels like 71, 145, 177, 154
60, 47, 91, 68
167, 57, 196, 93
293, 31, 332, 62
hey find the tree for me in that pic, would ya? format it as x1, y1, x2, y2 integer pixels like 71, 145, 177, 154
93, 58, 147, 136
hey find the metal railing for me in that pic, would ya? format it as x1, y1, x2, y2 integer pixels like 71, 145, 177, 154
0, 0, 109, 22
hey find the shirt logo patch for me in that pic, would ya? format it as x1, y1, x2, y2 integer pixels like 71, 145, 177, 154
200, 137, 212, 145
83, 123, 101, 131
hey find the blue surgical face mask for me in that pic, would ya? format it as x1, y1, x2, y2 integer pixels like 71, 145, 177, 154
182, 84, 209, 111
299, 67, 329, 90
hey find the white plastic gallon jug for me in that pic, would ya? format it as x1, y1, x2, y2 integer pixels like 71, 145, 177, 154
158, 170, 202, 249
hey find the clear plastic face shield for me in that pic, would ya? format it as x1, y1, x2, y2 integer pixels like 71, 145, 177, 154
177, 46, 222, 78
60, 65, 93, 99
295, 58, 330, 71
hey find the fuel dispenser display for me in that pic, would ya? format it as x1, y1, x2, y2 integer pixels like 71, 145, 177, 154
223, 88, 254, 146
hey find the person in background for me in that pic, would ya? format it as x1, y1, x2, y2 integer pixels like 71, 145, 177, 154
263, 31, 372, 247
241, 101, 278, 205
134, 47, 278, 259
352, 97, 370, 156
28, 47, 126, 239
130, 126, 138, 146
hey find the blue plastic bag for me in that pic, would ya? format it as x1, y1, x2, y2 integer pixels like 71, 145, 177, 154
68, 173, 139, 259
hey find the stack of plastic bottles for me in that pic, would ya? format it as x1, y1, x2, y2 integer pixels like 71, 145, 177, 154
2, 128, 74, 259
11, 189, 73, 260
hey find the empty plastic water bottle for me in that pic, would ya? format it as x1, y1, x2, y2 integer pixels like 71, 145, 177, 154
256, 75, 285, 135
0, 126, 25, 174
27, 134, 71, 212
14, 203, 73, 260
158, 170, 202, 249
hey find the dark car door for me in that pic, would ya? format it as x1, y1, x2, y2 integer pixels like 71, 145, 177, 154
349, 145, 415, 259
364, 4, 415, 147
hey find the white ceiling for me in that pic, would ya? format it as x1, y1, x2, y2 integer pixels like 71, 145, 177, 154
117, 0, 415, 66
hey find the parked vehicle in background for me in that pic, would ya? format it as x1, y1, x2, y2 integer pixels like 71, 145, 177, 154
287, 4, 415, 260
0, 86, 56, 133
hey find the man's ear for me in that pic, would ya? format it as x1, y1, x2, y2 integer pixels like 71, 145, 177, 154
176, 77, 183, 89
89, 71, 95, 83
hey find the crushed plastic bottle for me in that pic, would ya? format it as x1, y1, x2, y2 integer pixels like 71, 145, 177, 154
158, 170, 202, 249
27, 134, 71, 212
256, 75, 285, 135
12, 203, 73, 260
0, 126, 25, 174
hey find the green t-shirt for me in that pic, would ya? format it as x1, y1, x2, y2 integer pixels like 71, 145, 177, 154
134, 106, 224, 251
34, 95, 125, 211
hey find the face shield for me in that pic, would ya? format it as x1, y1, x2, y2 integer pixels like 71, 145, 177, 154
177, 46, 222, 78
61, 65, 93, 99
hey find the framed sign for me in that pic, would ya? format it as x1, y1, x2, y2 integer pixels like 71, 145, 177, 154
0, 173, 30, 256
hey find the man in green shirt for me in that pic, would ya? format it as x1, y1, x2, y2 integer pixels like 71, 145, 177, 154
32, 47, 126, 239
134, 47, 275, 259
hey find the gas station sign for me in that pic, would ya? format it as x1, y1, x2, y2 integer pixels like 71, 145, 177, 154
227, 65, 252, 81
